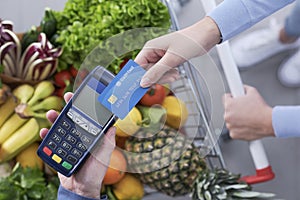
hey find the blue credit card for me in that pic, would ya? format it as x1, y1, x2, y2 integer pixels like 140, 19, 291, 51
98, 59, 149, 119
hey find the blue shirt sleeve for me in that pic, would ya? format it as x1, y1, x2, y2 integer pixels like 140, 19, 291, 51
57, 185, 108, 200
272, 106, 300, 138
207, 0, 295, 41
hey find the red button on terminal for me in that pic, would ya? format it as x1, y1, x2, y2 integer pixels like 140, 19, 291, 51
43, 146, 52, 156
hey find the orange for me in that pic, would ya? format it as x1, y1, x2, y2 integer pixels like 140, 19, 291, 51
103, 148, 127, 185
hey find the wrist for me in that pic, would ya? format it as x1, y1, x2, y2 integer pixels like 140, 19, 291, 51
262, 106, 275, 138
204, 16, 223, 44
61, 182, 101, 199
74, 189, 100, 199
182, 16, 221, 51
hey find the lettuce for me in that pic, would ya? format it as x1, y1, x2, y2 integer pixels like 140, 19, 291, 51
0, 163, 59, 200
51, 0, 171, 73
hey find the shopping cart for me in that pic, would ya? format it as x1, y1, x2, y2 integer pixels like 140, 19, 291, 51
163, 0, 274, 184
162, 0, 275, 187
142, 0, 227, 197
162, 0, 225, 174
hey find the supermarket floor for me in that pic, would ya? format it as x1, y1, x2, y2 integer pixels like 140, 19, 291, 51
144, 1, 299, 200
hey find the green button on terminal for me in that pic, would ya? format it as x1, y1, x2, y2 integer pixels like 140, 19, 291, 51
62, 161, 72, 170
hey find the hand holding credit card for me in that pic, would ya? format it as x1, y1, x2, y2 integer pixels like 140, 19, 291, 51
98, 59, 149, 119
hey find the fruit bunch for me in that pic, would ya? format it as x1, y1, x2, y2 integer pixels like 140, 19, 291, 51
0, 80, 63, 163
99, 82, 276, 199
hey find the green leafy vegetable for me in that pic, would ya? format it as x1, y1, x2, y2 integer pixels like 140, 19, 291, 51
20, 26, 40, 54
22, 8, 58, 54
50, 0, 171, 73
40, 8, 57, 41
0, 163, 59, 200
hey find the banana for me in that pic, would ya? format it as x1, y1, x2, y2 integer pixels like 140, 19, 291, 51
14, 103, 32, 119
0, 96, 18, 127
12, 84, 34, 104
27, 81, 55, 106
0, 113, 28, 145
0, 118, 40, 163
15, 103, 47, 119
31, 96, 63, 112
35, 118, 52, 142
31, 112, 47, 119
36, 117, 51, 129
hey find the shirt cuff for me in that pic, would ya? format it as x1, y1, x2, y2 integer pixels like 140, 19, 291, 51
58, 185, 108, 200
272, 106, 300, 138
207, 0, 251, 41
207, 0, 294, 42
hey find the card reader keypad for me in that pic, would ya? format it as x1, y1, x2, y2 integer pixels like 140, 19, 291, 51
41, 108, 100, 172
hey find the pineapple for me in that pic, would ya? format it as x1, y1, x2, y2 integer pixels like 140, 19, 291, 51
124, 125, 275, 199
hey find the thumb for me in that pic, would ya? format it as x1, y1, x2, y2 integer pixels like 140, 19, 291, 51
103, 127, 116, 148
92, 127, 116, 166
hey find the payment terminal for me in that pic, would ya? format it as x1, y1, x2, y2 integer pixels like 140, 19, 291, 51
37, 66, 117, 177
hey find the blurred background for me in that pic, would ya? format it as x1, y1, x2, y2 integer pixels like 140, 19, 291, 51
1, 0, 299, 199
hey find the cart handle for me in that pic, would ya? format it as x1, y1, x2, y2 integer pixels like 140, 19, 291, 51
201, 0, 275, 184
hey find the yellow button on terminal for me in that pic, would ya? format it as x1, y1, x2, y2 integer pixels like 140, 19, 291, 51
52, 154, 62, 163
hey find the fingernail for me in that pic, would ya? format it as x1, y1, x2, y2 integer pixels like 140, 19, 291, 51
140, 77, 152, 88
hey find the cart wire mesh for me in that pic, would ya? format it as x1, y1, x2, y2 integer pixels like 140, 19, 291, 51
142, 0, 227, 197
162, 0, 226, 170
143, 1, 226, 196
139, 0, 225, 197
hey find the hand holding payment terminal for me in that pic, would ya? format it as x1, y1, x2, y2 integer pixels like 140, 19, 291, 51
37, 66, 117, 177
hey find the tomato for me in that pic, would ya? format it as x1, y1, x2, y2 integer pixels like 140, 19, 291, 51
119, 58, 129, 69
69, 65, 78, 77
139, 84, 166, 106
54, 70, 72, 87
54, 87, 65, 97
54, 81, 73, 97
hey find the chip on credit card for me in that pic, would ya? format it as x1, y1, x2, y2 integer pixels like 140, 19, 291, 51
98, 59, 149, 119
